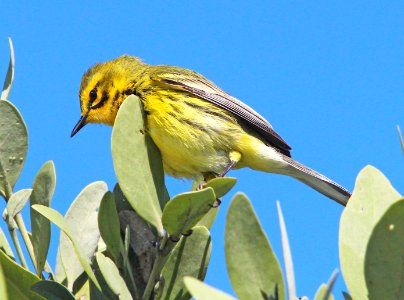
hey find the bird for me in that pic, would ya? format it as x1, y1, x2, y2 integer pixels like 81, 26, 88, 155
71, 55, 351, 205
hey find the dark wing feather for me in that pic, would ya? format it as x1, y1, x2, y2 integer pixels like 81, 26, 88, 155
151, 67, 292, 156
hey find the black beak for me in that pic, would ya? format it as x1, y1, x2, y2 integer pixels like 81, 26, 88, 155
71, 113, 88, 137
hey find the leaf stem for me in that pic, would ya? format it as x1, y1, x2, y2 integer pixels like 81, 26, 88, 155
142, 233, 175, 300
120, 236, 139, 300
7, 221, 27, 268
14, 213, 37, 269
2, 184, 30, 269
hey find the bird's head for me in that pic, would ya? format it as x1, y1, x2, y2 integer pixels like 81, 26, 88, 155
71, 55, 145, 137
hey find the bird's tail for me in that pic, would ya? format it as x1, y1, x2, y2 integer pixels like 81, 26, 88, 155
279, 155, 351, 206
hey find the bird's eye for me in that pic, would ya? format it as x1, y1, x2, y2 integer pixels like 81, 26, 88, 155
89, 88, 97, 103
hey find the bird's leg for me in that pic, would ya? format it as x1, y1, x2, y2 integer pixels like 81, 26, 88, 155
197, 173, 215, 190
209, 151, 241, 208
219, 160, 237, 178
219, 151, 242, 177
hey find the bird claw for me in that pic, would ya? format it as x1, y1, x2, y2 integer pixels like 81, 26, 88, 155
182, 230, 193, 237
169, 235, 180, 243
209, 198, 221, 208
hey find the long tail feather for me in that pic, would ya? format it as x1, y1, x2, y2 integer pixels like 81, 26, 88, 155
282, 155, 351, 206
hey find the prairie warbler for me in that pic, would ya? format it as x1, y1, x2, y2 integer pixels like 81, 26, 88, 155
71, 56, 350, 205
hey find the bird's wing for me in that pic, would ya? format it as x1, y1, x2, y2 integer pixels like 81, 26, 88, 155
150, 67, 292, 156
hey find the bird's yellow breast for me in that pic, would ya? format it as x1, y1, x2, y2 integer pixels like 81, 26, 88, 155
142, 90, 246, 178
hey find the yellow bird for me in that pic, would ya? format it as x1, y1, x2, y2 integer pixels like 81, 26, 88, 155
71, 55, 350, 205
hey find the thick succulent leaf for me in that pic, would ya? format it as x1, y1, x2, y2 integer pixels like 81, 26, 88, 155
113, 183, 133, 212
339, 166, 402, 299
112, 95, 168, 236
96, 252, 132, 300
162, 188, 215, 238
98, 192, 121, 264
365, 198, 404, 299
73, 279, 91, 300
0, 227, 13, 258
31, 280, 75, 300
205, 177, 237, 198
225, 193, 285, 300
160, 226, 211, 300
30, 161, 56, 276
54, 250, 66, 283
0, 249, 42, 300
197, 207, 219, 229
6, 189, 32, 218
184, 277, 236, 300
314, 270, 338, 300
196, 178, 236, 229
1, 37, 15, 100
314, 285, 335, 300
58, 182, 106, 288
31, 204, 100, 290
0, 100, 28, 198
0, 257, 7, 300
276, 201, 296, 300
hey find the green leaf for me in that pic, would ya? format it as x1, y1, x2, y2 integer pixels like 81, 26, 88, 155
205, 177, 237, 198
98, 192, 121, 263
160, 226, 212, 300
398, 125, 404, 155
6, 189, 32, 219
0, 249, 42, 300
315, 285, 334, 300
1, 37, 15, 100
30, 161, 56, 276
54, 250, 66, 283
0, 227, 13, 258
339, 166, 402, 299
196, 178, 236, 229
96, 252, 132, 300
31, 204, 100, 290
112, 95, 168, 236
73, 278, 91, 300
342, 291, 352, 300
31, 280, 75, 300
58, 182, 106, 289
365, 198, 404, 299
162, 188, 215, 238
0, 100, 28, 198
113, 183, 133, 212
225, 193, 285, 300
184, 276, 236, 300
314, 270, 338, 300
276, 201, 296, 300
197, 207, 219, 229
0, 256, 8, 300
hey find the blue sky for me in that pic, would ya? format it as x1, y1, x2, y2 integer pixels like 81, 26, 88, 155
1, 1, 403, 298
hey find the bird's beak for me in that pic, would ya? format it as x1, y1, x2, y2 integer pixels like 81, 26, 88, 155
71, 113, 88, 137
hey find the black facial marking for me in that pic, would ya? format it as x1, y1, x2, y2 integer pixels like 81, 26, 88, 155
88, 88, 98, 108
123, 88, 134, 96
112, 90, 120, 107
92, 90, 109, 110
